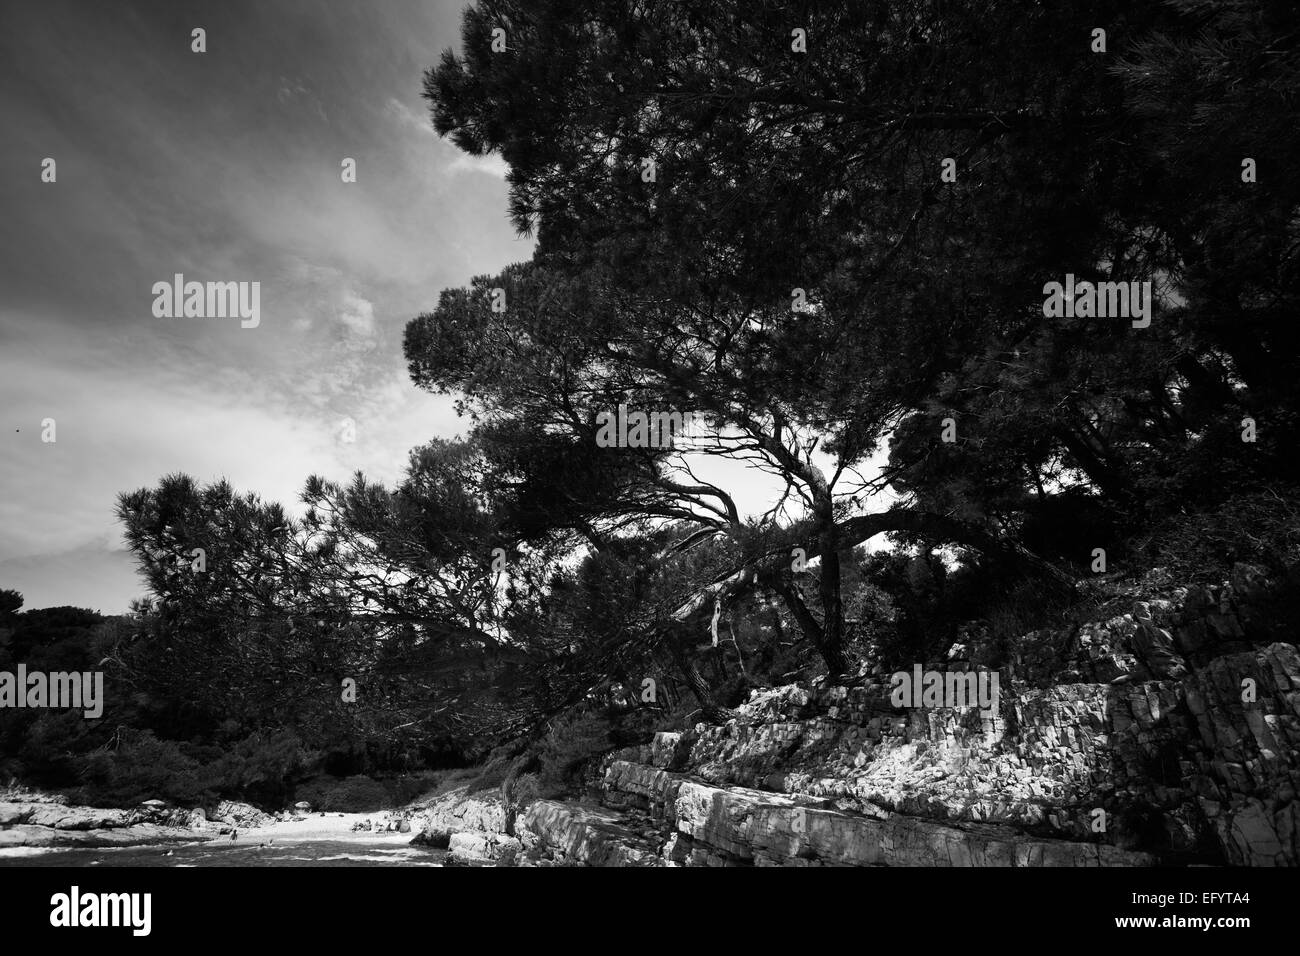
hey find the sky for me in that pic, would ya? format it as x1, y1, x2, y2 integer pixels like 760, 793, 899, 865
0, 1, 888, 615
0, 0, 530, 612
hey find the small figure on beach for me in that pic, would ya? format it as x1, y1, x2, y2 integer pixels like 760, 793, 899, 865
230, 829, 238, 842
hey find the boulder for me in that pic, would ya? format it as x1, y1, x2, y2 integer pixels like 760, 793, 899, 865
413, 787, 508, 846
22, 804, 130, 830
517, 801, 663, 866
212, 800, 274, 829
410, 827, 450, 849
0, 823, 209, 849
446, 830, 521, 865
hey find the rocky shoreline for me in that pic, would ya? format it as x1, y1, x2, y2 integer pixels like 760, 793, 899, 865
5, 564, 1293, 867
414, 565, 1299, 867
410, 750, 1164, 867
0, 796, 363, 851
1, 800, 214, 850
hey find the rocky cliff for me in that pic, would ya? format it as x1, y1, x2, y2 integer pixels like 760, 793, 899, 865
419, 564, 1299, 867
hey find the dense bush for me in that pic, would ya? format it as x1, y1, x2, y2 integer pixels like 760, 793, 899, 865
535, 710, 613, 795
1137, 490, 1300, 584
293, 774, 389, 811
70, 730, 212, 807
62, 729, 315, 809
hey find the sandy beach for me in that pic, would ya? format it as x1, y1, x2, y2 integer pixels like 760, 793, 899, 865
0, 808, 444, 866
211, 812, 417, 844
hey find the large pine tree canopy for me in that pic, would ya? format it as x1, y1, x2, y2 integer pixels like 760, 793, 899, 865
56, 1, 1300, 780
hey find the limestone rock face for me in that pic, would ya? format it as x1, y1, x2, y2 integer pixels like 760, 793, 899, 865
591, 563, 1296, 867
0, 800, 212, 848
212, 800, 274, 829
517, 801, 663, 866
640, 769, 1151, 867
446, 830, 522, 866
417, 563, 1297, 867
0, 822, 208, 849
413, 786, 508, 849
0, 803, 129, 830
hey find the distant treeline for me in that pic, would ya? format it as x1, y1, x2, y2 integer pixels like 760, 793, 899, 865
0, 591, 464, 808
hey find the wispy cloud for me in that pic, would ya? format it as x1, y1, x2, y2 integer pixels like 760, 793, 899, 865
0, 0, 532, 609
338, 288, 377, 341
448, 151, 510, 179
386, 96, 510, 178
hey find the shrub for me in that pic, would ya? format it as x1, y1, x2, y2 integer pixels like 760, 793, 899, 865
294, 774, 390, 811
202, 731, 312, 807
510, 771, 542, 809
70, 730, 214, 807
1137, 490, 1300, 584
535, 710, 612, 795
382, 770, 448, 806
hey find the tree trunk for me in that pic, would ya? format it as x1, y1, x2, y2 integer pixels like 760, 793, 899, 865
667, 627, 731, 723
816, 523, 848, 680
775, 579, 849, 680
1055, 423, 1134, 504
